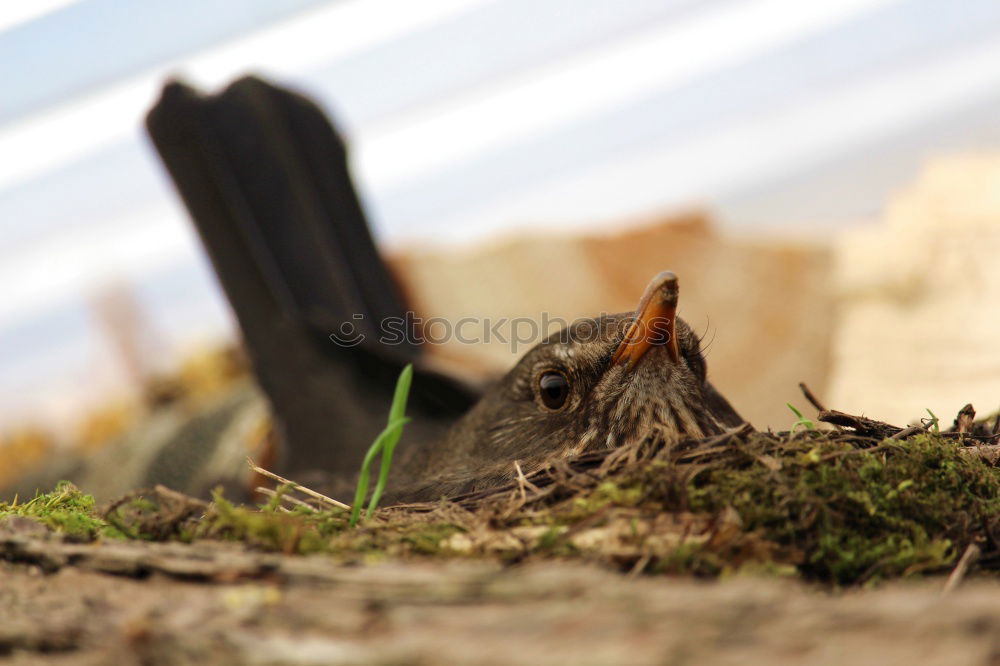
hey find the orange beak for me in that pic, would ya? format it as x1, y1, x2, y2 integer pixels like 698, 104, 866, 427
610, 271, 681, 369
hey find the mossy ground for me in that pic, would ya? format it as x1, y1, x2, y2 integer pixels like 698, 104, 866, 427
682, 433, 1000, 584
0, 480, 124, 539
4, 432, 999, 586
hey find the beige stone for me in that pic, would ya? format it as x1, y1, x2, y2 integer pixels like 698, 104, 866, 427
828, 155, 1000, 425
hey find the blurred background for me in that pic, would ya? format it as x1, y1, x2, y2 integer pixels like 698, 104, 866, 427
4, 0, 1000, 497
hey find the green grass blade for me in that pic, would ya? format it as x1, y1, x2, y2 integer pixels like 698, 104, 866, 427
349, 365, 414, 526
350, 418, 406, 526
786, 402, 816, 431
925, 408, 940, 433
367, 364, 414, 518
388, 364, 413, 424
349, 454, 375, 527
363, 420, 407, 519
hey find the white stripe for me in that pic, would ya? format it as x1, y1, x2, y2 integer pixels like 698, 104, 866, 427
354, 0, 901, 191
8, 16, 1000, 322
0, 0, 79, 35
0, 0, 492, 193
10, 32, 1000, 317
0, 204, 200, 327
421, 37, 1000, 242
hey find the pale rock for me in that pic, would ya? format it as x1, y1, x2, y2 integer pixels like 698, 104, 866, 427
828, 155, 1000, 425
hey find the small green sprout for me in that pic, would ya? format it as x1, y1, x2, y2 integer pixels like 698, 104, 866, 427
924, 408, 940, 433
350, 364, 413, 526
787, 403, 816, 431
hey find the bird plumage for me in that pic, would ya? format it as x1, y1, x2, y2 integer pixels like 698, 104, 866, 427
390, 283, 744, 502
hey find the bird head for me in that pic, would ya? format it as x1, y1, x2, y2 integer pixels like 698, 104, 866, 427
438, 271, 743, 470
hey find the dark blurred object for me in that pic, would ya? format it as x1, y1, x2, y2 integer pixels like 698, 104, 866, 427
145, 76, 479, 487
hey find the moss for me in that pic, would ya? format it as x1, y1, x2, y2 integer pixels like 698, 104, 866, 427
193, 489, 349, 554
399, 523, 462, 555
104, 497, 165, 540
653, 542, 726, 577
320, 520, 465, 559
564, 481, 644, 521
534, 525, 583, 556
0, 481, 121, 539
182, 488, 463, 558
682, 434, 1000, 584
8, 432, 997, 587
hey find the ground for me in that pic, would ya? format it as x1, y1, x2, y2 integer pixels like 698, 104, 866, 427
3, 552, 1000, 665
3, 418, 1000, 664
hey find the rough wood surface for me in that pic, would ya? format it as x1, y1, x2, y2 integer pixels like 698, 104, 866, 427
5, 404, 1000, 664
3, 543, 1000, 666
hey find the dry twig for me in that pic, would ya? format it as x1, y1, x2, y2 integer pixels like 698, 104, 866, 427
798, 382, 827, 413
891, 425, 927, 440
942, 543, 981, 596
254, 487, 312, 513
955, 404, 976, 435
246, 457, 350, 510
817, 410, 901, 439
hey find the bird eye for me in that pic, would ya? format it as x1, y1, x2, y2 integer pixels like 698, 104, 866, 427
538, 371, 570, 410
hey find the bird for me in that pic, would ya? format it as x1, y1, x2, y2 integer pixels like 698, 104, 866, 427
387, 270, 744, 502
143, 76, 743, 504
2, 79, 747, 506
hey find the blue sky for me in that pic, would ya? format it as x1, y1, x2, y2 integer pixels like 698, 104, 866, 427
3, 0, 1000, 429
